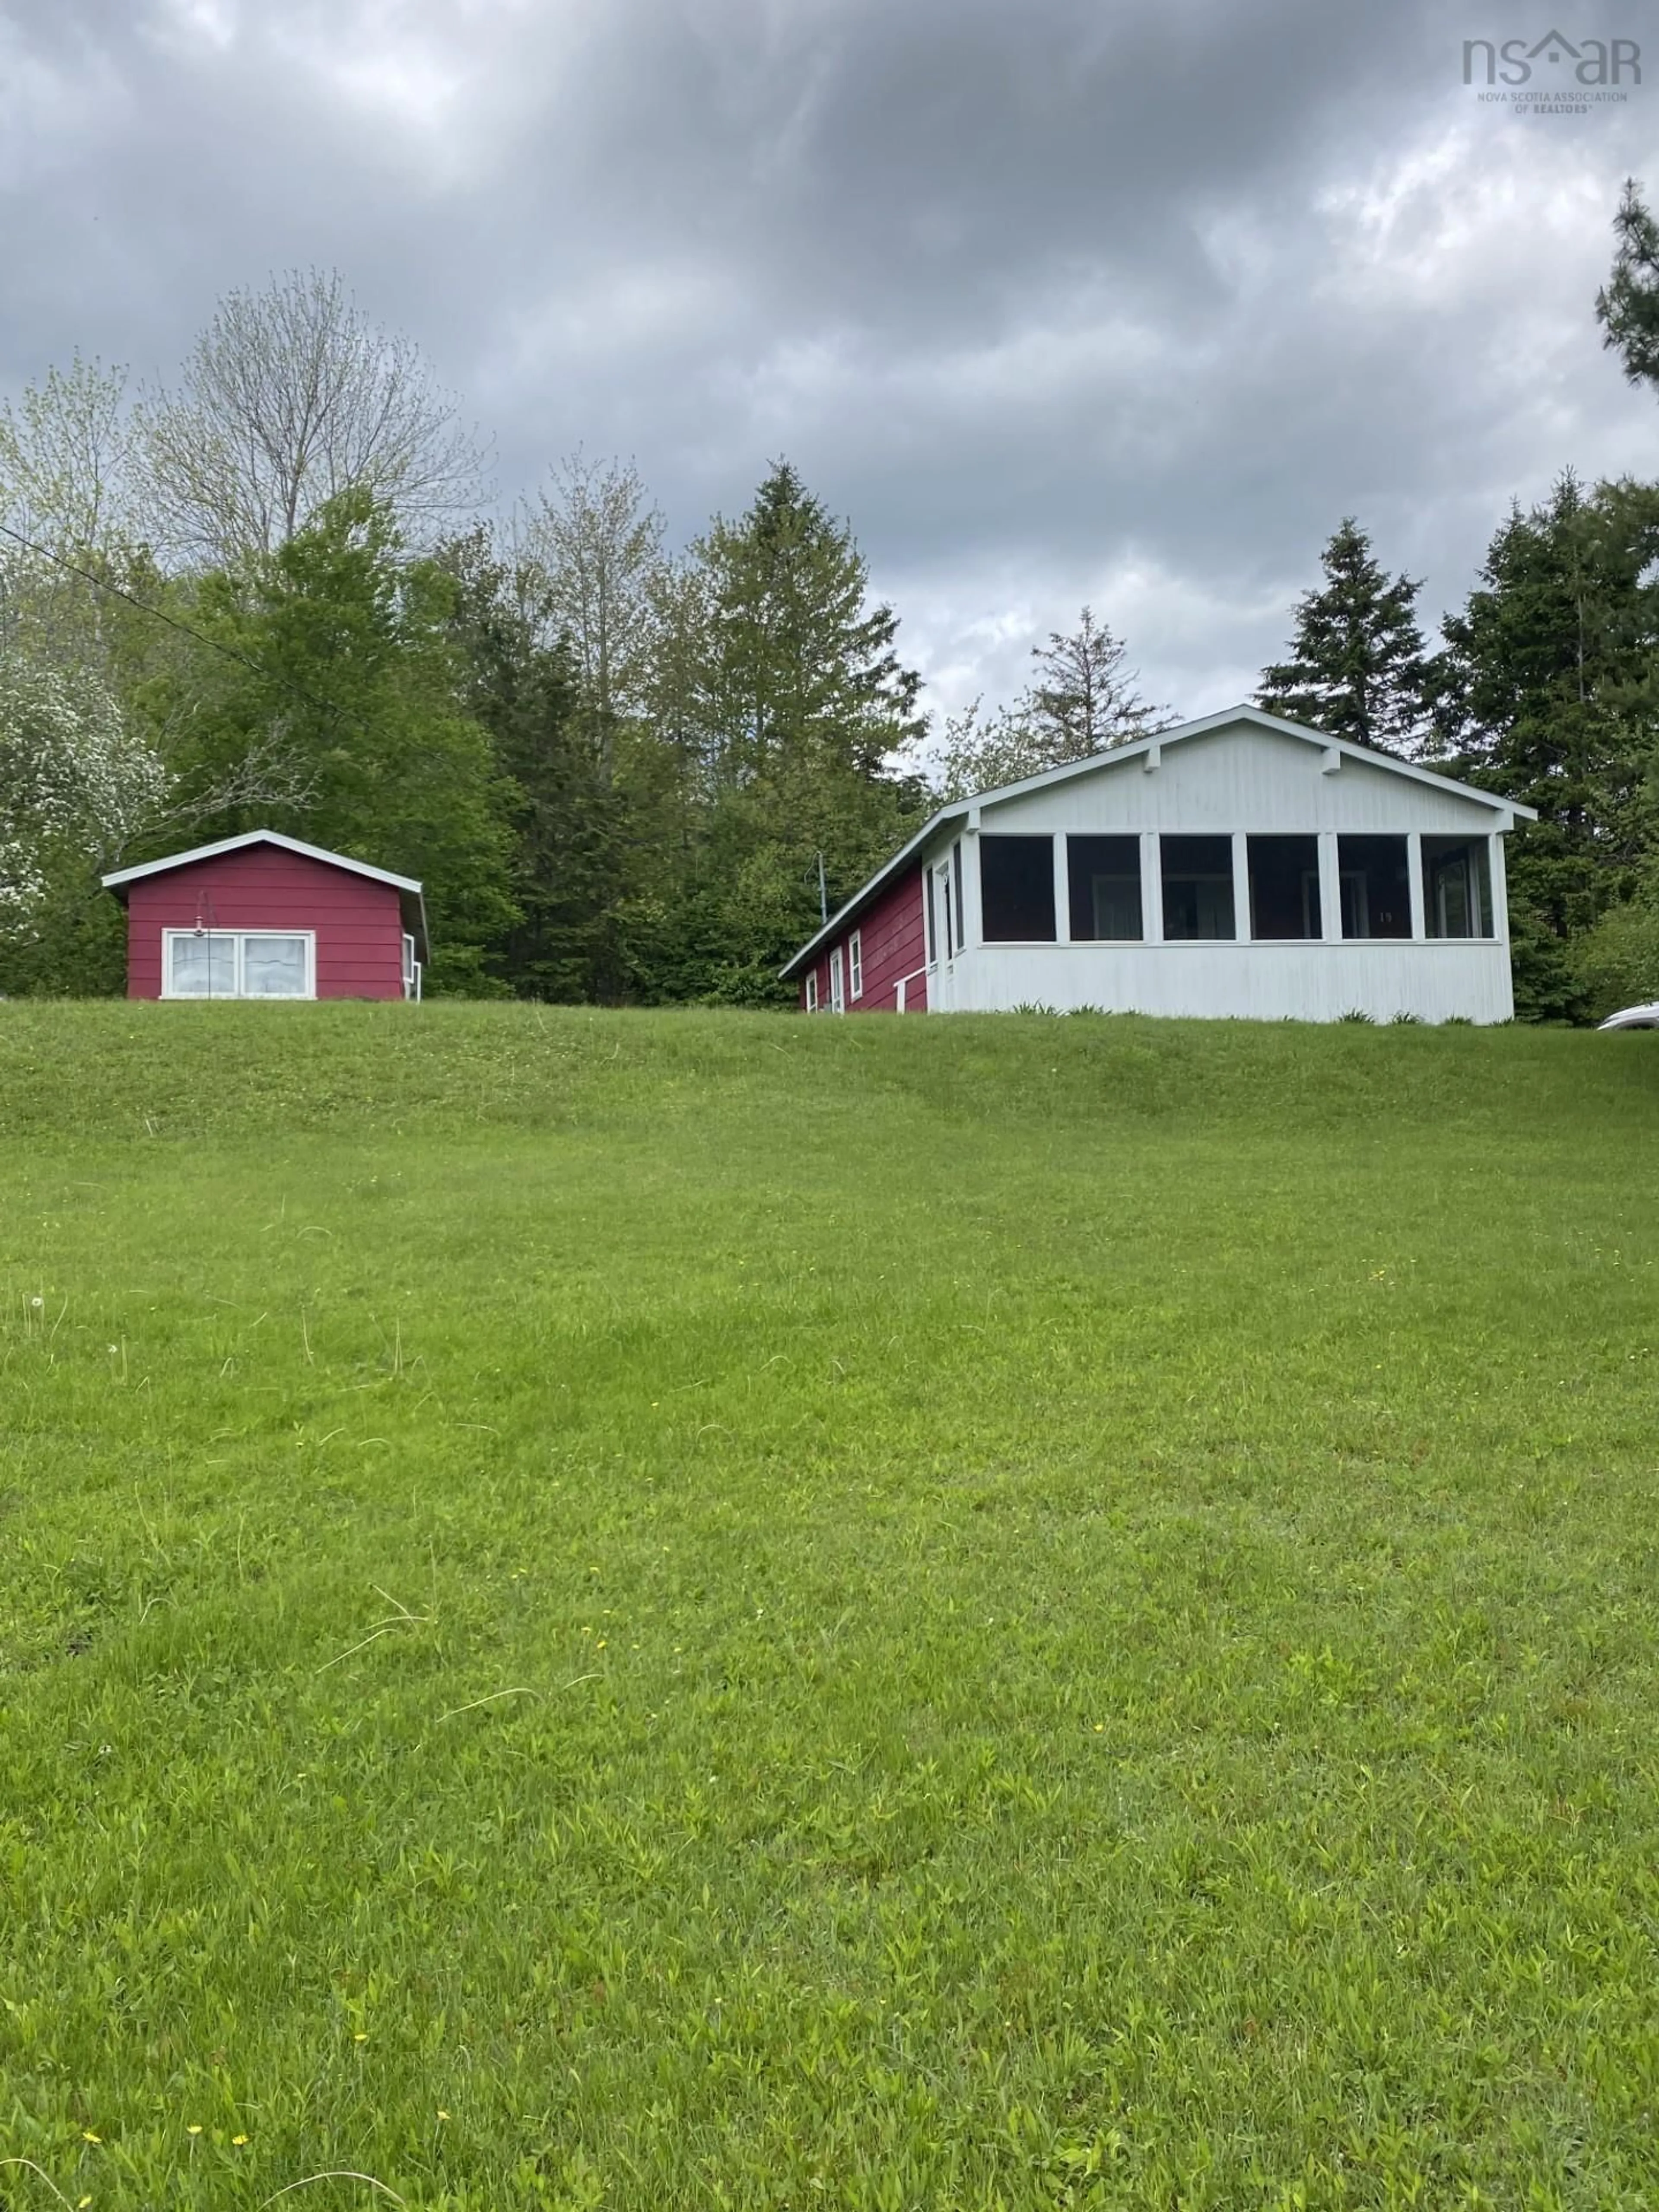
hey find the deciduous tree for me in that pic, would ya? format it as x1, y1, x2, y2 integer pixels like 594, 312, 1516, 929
135, 269, 485, 566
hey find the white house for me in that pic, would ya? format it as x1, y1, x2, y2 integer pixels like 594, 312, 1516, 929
781, 705, 1537, 1024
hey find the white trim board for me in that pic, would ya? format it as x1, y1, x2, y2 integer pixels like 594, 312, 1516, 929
103, 829, 422, 896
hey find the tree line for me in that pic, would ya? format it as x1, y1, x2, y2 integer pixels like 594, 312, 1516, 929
1, 187, 1656, 1017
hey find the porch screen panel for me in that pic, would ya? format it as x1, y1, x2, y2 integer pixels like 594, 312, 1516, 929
1336, 836, 1411, 939
980, 835, 1057, 941
1247, 835, 1321, 940
1422, 837, 1494, 938
1160, 836, 1235, 940
1067, 835, 1143, 940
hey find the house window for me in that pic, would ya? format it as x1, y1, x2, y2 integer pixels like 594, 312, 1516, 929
1336, 836, 1411, 939
1422, 837, 1494, 938
849, 930, 863, 999
830, 944, 845, 1013
952, 841, 966, 952
1247, 834, 1321, 939
980, 835, 1056, 941
805, 970, 819, 1012
1160, 836, 1235, 940
163, 929, 315, 999
1067, 835, 1142, 940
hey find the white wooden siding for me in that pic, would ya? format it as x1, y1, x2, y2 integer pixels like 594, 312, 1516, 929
985, 725, 1501, 837
919, 719, 1519, 1023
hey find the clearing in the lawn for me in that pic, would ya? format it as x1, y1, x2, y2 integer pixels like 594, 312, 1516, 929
3, 1004, 1658, 2212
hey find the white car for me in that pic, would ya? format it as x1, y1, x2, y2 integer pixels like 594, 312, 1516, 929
1598, 1002, 1659, 1030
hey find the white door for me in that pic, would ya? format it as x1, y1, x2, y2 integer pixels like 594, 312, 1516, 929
931, 859, 956, 1009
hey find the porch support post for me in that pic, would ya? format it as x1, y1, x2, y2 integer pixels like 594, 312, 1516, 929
1232, 831, 1252, 942
1407, 831, 1427, 940
1489, 831, 1508, 945
1053, 834, 1070, 945
1319, 831, 1342, 943
1141, 831, 1163, 944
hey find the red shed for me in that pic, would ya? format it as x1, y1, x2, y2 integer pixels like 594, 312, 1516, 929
102, 831, 428, 1003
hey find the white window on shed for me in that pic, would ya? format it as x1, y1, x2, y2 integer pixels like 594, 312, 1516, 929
242, 934, 310, 997
830, 944, 845, 1013
849, 929, 863, 999
805, 969, 819, 1011
164, 929, 315, 1000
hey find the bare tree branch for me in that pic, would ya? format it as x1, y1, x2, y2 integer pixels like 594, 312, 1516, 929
134, 269, 488, 566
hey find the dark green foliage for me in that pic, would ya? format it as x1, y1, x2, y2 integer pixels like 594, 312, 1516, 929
1258, 518, 1433, 754
1596, 177, 1659, 394
142, 492, 520, 992
670, 461, 931, 1000
1432, 473, 1659, 1020
1572, 893, 1659, 1018
0, 859, 126, 997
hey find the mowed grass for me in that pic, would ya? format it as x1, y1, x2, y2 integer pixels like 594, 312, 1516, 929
2, 1004, 1659, 2212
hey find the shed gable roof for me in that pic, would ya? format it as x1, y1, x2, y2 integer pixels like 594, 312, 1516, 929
779, 704, 1537, 979
102, 830, 429, 961
102, 829, 422, 896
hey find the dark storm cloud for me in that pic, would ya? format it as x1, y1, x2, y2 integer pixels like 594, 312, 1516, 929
3, 0, 1656, 716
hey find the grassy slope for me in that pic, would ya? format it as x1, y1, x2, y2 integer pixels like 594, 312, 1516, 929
2, 1004, 1657, 2212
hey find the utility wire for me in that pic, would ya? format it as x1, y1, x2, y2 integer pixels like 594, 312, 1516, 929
0, 516, 351, 728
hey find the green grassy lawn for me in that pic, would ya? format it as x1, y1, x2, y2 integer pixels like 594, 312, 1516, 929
3, 1005, 1658, 2212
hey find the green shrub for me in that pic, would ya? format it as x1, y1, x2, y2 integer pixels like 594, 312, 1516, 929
1571, 897, 1659, 1021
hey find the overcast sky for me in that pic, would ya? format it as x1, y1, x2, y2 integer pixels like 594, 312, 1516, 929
2, 0, 1656, 725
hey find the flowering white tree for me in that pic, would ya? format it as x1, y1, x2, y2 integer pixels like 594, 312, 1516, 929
0, 651, 168, 925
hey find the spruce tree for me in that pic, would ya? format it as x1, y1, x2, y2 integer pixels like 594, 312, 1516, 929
684, 460, 929, 997
933, 609, 1168, 799
1435, 472, 1659, 1020
1257, 518, 1432, 754
1596, 178, 1659, 396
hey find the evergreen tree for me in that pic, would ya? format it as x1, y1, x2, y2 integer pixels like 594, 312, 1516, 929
1596, 178, 1659, 396
1025, 606, 1166, 758
934, 608, 1169, 798
1257, 518, 1432, 754
683, 461, 929, 998
1434, 472, 1659, 1020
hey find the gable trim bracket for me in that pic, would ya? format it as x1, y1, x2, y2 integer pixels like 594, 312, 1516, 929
1321, 746, 1341, 775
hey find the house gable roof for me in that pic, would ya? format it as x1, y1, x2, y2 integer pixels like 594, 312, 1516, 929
102, 830, 429, 959
778, 704, 1538, 980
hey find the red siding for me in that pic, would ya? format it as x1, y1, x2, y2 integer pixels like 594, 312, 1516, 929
125, 848, 406, 1001
798, 864, 928, 1014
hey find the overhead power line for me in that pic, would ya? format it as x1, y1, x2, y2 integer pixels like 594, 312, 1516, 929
0, 517, 352, 728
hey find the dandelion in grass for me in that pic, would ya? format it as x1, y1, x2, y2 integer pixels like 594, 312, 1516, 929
354, 2031, 369, 2043
83, 2131, 101, 2144
79, 2197, 92, 2208
186, 2126, 202, 2137
437, 2110, 451, 2123
232, 2135, 249, 2146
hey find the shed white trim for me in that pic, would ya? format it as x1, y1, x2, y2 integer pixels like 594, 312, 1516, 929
102, 829, 422, 896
